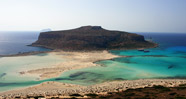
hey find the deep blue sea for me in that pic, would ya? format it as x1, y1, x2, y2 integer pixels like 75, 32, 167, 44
138, 32, 186, 49
0, 32, 186, 91
0, 31, 50, 55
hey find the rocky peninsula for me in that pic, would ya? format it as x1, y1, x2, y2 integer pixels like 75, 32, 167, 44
31, 26, 157, 50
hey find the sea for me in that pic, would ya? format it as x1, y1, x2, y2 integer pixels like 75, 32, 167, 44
0, 32, 186, 92
58, 32, 186, 85
0, 31, 50, 55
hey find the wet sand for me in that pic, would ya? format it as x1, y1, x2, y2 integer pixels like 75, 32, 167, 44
0, 50, 186, 98
23, 50, 119, 80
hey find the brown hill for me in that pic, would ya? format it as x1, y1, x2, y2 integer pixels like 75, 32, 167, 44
31, 26, 157, 50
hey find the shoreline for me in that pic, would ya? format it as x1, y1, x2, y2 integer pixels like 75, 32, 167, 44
0, 40, 158, 57
1, 48, 186, 98
23, 50, 120, 80
0, 51, 51, 57
0, 50, 120, 97
0, 79, 186, 98
31, 40, 158, 52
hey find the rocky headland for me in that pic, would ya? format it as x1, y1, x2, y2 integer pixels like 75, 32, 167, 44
31, 26, 157, 50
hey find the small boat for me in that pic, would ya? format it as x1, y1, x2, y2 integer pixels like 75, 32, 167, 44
138, 49, 144, 51
144, 50, 150, 53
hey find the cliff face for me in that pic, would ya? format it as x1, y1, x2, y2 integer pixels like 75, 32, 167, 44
32, 26, 156, 50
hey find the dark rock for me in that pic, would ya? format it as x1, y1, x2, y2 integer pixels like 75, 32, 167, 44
168, 65, 175, 69
114, 78, 126, 80
0, 73, 6, 78
31, 26, 157, 50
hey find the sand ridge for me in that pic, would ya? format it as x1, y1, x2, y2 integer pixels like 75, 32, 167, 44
24, 50, 119, 80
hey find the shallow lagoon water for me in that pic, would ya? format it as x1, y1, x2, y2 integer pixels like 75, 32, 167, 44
55, 33, 186, 85
56, 46, 186, 85
0, 33, 186, 92
0, 53, 64, 91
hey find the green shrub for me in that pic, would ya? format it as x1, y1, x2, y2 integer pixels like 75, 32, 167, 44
153, 85, 171, 92
69, 93, 82, 97
169, 92, 177, 96
175, 96, 186, 99
179, 84, 186, 87
125, 93, 135, 96
86, 93, 98, 97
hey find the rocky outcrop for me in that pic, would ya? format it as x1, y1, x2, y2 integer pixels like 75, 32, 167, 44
32, 26, 157, 50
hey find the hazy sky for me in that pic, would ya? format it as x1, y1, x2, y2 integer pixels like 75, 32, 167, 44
0, 0, 186, 33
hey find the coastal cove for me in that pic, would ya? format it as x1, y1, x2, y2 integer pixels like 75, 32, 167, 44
0, 50, 119, 92
52, 33, 186, 85
0, 33, 186, 98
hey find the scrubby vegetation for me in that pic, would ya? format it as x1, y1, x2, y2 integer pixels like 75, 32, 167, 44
69, 84, 186, 99
17, 84, 186, 99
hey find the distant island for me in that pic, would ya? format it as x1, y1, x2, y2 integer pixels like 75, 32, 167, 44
32, 26, 157, 50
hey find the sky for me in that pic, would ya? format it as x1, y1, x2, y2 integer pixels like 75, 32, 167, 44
0, 0, 186, 33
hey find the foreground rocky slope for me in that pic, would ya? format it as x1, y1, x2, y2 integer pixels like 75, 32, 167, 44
1, 79, 186, 98
32, 26, 156, 50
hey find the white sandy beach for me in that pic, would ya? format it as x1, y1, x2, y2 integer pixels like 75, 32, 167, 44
0, 51, 186, 98
25, 50, 119, 80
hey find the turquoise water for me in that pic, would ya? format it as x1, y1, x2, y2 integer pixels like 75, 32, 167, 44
55, 47, 186, 85
0, 53, 64, 92
54, 33, 186, 85
0, 33, 186, 92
